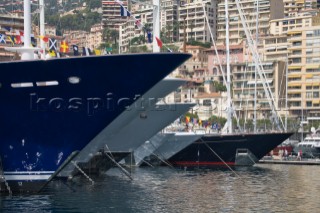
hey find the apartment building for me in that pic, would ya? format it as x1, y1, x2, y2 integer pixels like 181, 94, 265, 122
216, 0, 282, 45
262, 35, 288, 61
102, 0, 130, 30
232, 61, 286, 119
87, 23, 103, 49
178, 0, 216, 43
161, 0, 179, 42
286, 25, 320, 118
177, 45, 210, 77
269, 12, 314, 35
0, 10, 24, 61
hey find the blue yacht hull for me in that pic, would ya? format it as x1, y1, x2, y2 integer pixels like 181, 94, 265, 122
0, 53, 191, 193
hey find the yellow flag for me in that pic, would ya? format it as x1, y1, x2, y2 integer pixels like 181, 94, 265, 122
49, 50, 56, 57
94, 49, 101, 55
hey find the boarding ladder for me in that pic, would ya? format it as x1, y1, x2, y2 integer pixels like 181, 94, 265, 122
0, 157, 12, 196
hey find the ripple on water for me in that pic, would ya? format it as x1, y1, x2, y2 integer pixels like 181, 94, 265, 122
1, 165, 320, 213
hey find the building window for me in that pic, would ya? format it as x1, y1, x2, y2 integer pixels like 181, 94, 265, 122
306, 101, 312, 107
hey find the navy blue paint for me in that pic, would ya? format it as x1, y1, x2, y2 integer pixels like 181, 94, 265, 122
169, 132, 293, 165
0, 53, 191, 173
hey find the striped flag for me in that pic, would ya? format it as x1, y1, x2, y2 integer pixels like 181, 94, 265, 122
120, 5, 130, 16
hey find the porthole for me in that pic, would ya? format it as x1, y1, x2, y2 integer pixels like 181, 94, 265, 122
11, 82, 33, 88
68, 76, 80, 84
36, 81, 59, 86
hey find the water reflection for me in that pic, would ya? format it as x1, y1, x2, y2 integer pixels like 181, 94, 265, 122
0, 165, 319, 212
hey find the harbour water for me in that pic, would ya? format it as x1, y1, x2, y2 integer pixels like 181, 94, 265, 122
1, 164, 320, 212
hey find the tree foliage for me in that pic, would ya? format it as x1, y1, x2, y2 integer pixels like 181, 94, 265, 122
44, 0, 101, 33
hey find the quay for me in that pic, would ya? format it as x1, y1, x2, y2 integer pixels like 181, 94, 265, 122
258, 157, 320, 165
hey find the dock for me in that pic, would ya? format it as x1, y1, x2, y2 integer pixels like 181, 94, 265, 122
258, 158, 320, 165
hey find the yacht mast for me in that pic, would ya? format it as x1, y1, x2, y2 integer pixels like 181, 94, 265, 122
225, 0, 232, 133
254, 0, 259, 133
152, 0, 160, 52
285, 54, 288, 131
39, 0, 45, 59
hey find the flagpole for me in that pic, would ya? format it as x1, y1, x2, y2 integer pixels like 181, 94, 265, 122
152, 0, 160, 53
39, 0, 45, 59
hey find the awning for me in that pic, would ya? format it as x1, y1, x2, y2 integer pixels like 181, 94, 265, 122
306, 65, 320, 69
288, 74, 302, 78
312, 100, 320, 104
305, 74, 313, 78
288, 83, 301, 86
277, 46, 287, 49
288, 91, 301, 94
287, 31, 301, 35
288, 66, 302, 69
265, 46, 276, 50
305, 83, 313, 86
247, 79, 273, 85
313, 82, 320, 86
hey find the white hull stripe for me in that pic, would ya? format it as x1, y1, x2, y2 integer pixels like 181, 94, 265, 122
4, 171, 54, 175
4, 174, 52, 181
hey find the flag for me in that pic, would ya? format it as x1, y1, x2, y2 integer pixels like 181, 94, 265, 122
193, 118, 197, 125
185, 116, 190, 123
8, 35, 15, 44
82, 47, 91, 56
94, 49, 101, 55
115, 0, 124, 5
147, 31, 152, 43
0, 34, 6, 43
49, 49, 56, 57
31, 36, 37, 47
120, 5, 130, 16
135, 19, 143, 30
60, 41, 69, 53
49, 38, 57, 50
15, 30, 23, 43
3, 26, 11, 32
155, 36, 162, 48
39, 35, 49, 42
198, 119, 202, 126
72, 45, 79, 56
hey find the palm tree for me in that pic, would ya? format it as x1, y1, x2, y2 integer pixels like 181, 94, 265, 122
172, 20, 180, 42
110, 30, 119, 45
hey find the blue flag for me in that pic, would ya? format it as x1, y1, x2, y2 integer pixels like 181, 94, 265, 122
120, 5, 130, 16
82, 47, 92, 56
49, 38, 57, 51
147, 31, 152, 43
3, 26, 11, 32
73, 45, 79, 56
